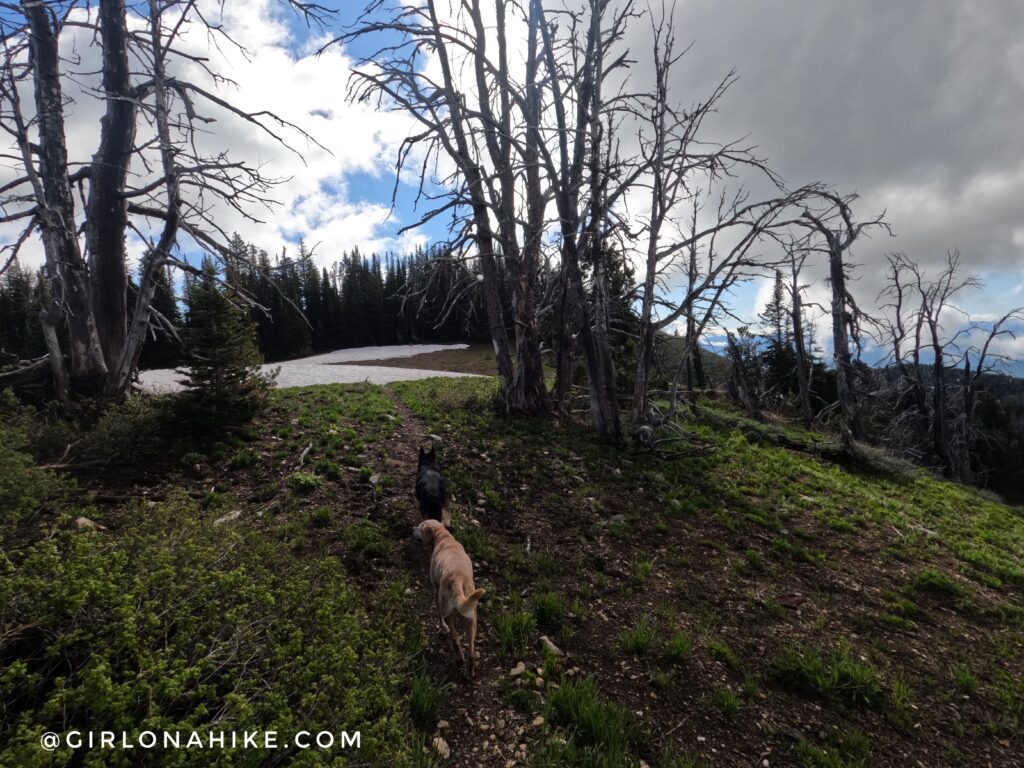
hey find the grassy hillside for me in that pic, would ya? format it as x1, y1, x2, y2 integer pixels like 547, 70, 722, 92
1, 379, 1022, 767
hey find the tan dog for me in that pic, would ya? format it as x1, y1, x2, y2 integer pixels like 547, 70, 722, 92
415, 519, 485, 678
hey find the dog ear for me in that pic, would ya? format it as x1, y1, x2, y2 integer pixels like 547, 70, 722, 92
419, 521, 436, 549
428, 445, 437, 462
418, 446, 426, 462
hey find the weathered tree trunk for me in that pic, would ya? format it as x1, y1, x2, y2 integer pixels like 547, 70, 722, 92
582, 19, 621, 443
510, 0, 550, 416
535, 0, 620, 441
827, 238, 861, 450
551, 270, 578, 415
424, 1, 517, 406
107, 1, 179, 396
726, 331, 759, 417
630, 315, 656, 429
23, 0, 108, 395
86, 0, 137, 371
928, 324, 951, 477
790, 266, 813, 428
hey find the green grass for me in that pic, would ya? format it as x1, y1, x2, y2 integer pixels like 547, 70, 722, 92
911, 568, 962, 597
539, 677, 642, 766
618, 614, 656, 656
708, 685, 741, 718
708, 638, 743, 673
7, 374, 1024, 766
888, 677, 914, 728
228, 447, 260, 469
493, 608, 536, 659
344, 518, 390, 560
952, 662, 977, 694
664, 631, 694, 664
629, 556, 653, 587
792, 726, 870, 767
772, 643, 883, 708
533, 591, 567, 633
410, 673, 443, 730
287, 471, 322, 494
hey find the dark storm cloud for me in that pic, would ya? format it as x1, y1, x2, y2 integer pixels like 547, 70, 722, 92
625, 0, 1024, 309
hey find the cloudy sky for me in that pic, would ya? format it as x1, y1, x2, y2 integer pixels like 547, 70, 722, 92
3, 0, 1022, 367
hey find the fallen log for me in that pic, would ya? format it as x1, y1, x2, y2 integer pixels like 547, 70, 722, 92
0, 355, 53, 402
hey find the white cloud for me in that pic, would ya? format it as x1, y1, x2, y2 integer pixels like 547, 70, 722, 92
0, 1, 423, 274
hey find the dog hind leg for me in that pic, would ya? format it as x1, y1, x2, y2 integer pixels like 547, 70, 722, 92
468, 613, 478, 678
447, 615, 465, 663
436, 591, 449, 634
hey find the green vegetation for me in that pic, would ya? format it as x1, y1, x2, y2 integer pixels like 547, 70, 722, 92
911, 568, 962, 596
664, 631, 694, 664
708, 638, 743, 673
618, 615, 656, 656
344, 518, 390, 560
3, 376, 1023, 766
287, 471, 322, 493
410, 673, 444, 730
174, 260, 274, 434
952, 662, 977, 694
493, 608, 536, 659
707, 686, 741, 718
533, 591, 568, 633
772, 643, 883, 708
537, 677, 642, 767
0, 495, 409, 766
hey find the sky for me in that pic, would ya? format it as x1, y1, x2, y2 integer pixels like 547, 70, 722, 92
2, 0, 1022, 371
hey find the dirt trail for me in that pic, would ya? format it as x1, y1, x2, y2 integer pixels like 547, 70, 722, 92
382, 388, 533, 768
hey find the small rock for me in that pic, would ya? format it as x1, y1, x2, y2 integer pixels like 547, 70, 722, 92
213, 510, 242, 525
539, 635, 565, 657
404, 588, 414, 596
762, 760, 770, 768
510, 661, 526, 678
432, 736, 450, 759
73, 516, 106, 531
368, 473, 381, 485
534, 677, 544, 689
531, 716, 544, 727
436, 720, 449, 730
429, 434, 443, 443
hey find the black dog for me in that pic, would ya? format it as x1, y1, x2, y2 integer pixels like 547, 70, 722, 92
415, 445, 447, 524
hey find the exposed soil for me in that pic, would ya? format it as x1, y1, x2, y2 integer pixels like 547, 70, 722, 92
344, 344, 499, 377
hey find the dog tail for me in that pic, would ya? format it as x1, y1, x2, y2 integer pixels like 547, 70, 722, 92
457, 586, 485, 618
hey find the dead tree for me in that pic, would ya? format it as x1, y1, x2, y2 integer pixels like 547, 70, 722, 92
798, 192, 887, 451
339, 0, 548, 417
725, 329, 760, 417
956, 309, 1022, 483
785, 240, 814, 428
616, 5, 821, 435
0, 0, 328, 400
532, 0, 635, 441
879, 251, 1023, 481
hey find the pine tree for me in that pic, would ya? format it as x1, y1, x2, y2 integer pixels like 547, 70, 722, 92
759, 270, 798, 398
758, 270, 790, 346
176, 259, 274, 432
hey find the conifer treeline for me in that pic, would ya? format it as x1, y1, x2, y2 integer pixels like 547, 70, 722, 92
0, 236, 490, 368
